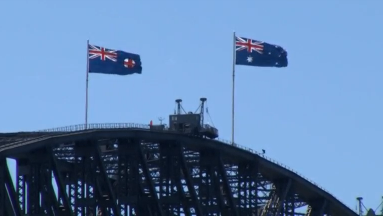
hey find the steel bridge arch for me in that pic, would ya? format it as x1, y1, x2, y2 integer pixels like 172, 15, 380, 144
0, 128, 356, 216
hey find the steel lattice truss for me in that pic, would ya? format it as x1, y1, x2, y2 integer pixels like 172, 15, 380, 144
0, 131, 354, 216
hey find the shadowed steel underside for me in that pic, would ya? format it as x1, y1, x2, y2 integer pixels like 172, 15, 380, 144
0, 123, 357, 216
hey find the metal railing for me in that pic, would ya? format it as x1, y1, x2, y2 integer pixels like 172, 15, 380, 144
35, 122, 351, 211
38, 123, 151, 132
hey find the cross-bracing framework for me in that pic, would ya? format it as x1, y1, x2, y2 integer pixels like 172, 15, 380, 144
0, 125, 357, 216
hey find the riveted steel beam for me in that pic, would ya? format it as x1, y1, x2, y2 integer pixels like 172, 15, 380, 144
136, 139, 164, 216
18, 149, 58, 215
0, 158, 5, 216
274, 178, 292, 215
211, 163, 227, 214
236, 161, 259, 215
4, 159, 22, 216
117, 139, 153, 215
27, 162, 41, 214
16, 162, 26, 214
306, 205, 312, 216
179, 145, 203, 216
173, 147, 191, 216
217, 155, 239, 216
283, 194, 296, 215
93, 142, 120, 216
200, 150, 227, 215
260, 184, 278, 216
76, 143, 108, 216
159, 142, 191, 216
116, 140, 131, 214
94, 176, 109, 216
0, 157, 18, 216
319, 200, 327, 216
72, 142, 100, 216
310, 199, 328, 216
49, 147, 73, 215
39, 162, 58, 215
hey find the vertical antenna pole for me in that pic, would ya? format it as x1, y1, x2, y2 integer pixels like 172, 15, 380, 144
176, 99, 182, 115
231, 31, 236, 145
356, 197, 363, 216
200, 98, 207, 127
85, 40, 90, 129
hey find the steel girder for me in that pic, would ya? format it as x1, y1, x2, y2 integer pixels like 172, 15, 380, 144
14, 149, 71, 216
0, 157, 22, 216
305, 200, 327, 216
2, 137, 321, 216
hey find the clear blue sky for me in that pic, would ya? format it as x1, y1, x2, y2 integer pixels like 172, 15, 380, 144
1, 1, 382, 212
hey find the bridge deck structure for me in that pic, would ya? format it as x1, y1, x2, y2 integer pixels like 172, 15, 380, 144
0, 123, 357, 216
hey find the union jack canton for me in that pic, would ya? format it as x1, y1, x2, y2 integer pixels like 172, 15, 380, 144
88, 44, 117, 62
236, 36, 264, 54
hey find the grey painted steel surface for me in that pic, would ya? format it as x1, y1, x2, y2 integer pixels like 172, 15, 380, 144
0, 123, 357, 216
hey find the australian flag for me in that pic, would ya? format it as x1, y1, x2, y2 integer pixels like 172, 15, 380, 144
88, 44, 142, 75
235, 36, 288, 68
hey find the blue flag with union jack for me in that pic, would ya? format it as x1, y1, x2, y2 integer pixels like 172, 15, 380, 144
88, 44, 142, 75
235, 36, 288, 68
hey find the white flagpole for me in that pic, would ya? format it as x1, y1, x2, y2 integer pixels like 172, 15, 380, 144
85, 40, 90, 129
231, 32, 236, 145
